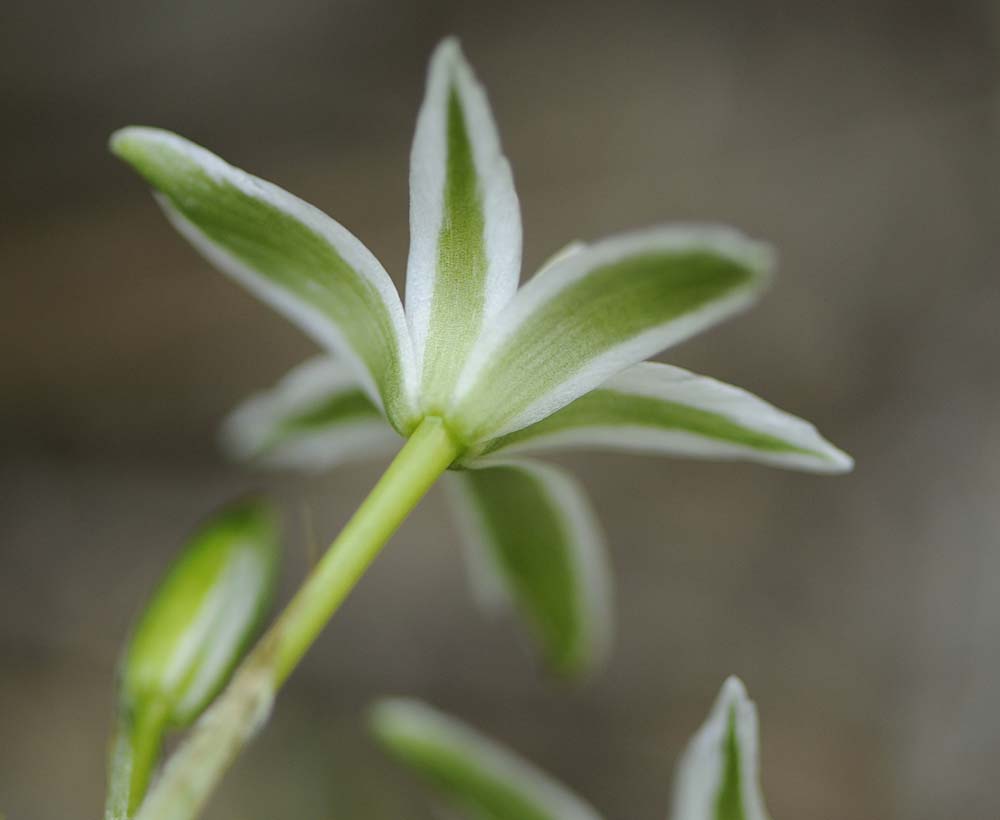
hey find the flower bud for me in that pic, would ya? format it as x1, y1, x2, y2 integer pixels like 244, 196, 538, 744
121, 500, 280, 727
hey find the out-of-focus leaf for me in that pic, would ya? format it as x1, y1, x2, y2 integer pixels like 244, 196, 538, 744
448, 460, 611, 676
372, 698, 603, 820
222, 357, 399, 471
122, 500, 280, 726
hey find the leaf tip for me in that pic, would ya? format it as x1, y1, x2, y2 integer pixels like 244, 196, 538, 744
805, 433, 855, 474
747, 237, 777, 280
108, 125, 138, 157
109, 125, 164, 163
724, 231, 777, 298
431, 35, 465, 66
368, 697, 443, 759
368, 696, 406, 739
824, 445, 855, 473
718, 674, 750, 706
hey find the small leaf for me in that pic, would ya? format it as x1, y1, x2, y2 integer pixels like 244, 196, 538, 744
450, 225, 773, 442
372, 698, 603, 820
471, 361, 852, 473
670, 677, 771, 820
110, 127, 419, 433
447, 460, 612, 676
222, 357, 399, 471
406, 38, 522, 413
121, 500, 280, 727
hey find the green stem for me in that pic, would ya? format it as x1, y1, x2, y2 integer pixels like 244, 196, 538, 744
105, 716, 133, 820
134, 417, 461, 820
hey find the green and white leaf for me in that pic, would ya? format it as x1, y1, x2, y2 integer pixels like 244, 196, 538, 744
449, 226, 774, 443
110, 127, 419, 433
222, 357, 399, 471
372, 698, 603, 820
122, 501, 280, 727
671, 677, 770, 820
470, 361, 852, 473
447, 460, 612, 676
406, 38, 522, 413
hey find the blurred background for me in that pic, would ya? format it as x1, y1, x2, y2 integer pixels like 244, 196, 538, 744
2, 0, 998, 817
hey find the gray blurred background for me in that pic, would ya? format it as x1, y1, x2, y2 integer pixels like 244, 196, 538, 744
2, 0, 998, 817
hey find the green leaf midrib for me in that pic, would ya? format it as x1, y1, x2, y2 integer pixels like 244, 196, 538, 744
421, 86, 489, 411
715, 707, 746, 820
455, 251, 757, 440
479, 387, 821, 459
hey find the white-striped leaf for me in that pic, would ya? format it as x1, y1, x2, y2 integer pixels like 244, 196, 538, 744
110, 127, 419, 433
122, 501, 280, 727
372, 698, 603, 820
406, 38, 522, 413
449, 226, 774, 443
469, 361, 852, 473
671, 677, 771, 820
447, 460, 611, 676
221, 358, 400, 471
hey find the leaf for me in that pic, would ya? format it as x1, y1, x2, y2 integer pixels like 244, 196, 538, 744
449, 225, 774, 442
110, 127, 419, 433
670, 677, 771, 820
122, 501, 280, 727
470, 361, 852, 473
371, 698, 603, 820
447, 460, 612, 676
406, 38, 522, 413
222, 357, 399, 470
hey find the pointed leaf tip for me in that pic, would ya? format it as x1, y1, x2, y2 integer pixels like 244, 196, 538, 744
109, 124, 147, 156
671, 676, 770, 820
